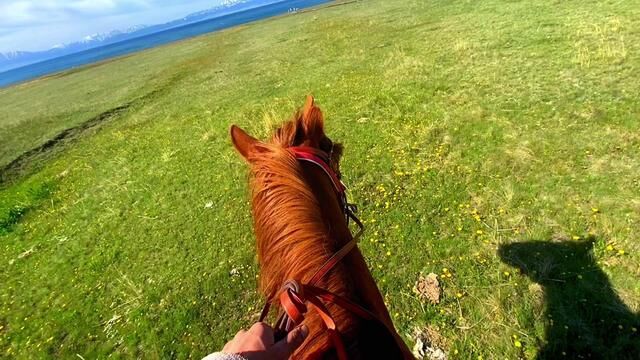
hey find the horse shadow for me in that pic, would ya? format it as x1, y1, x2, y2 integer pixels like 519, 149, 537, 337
498, 239, 640, 359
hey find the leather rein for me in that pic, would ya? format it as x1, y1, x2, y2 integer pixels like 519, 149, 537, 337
257, 146, 381, 359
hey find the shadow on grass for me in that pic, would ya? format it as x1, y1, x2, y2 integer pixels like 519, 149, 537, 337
498, 239, 639, 359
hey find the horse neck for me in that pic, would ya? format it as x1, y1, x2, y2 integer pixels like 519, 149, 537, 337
252, 159, 353, 299
252, 159, 413, 358
303, 164, 414, 359
300, 163, 352, 246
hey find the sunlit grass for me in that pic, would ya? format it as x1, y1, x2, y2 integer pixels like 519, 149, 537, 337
1, 0, 639, 358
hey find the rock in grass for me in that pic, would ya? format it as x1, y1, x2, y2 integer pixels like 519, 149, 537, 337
414, 273, 441, 304
412, 326, 447, 360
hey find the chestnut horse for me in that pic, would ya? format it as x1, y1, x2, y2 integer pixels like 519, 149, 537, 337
230, 96, 414, 359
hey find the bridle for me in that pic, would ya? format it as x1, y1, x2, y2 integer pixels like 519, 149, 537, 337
287, 145, 364, 286
257, 145, 384, 360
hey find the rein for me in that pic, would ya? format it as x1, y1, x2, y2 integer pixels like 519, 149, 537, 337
257, 146, 376, 359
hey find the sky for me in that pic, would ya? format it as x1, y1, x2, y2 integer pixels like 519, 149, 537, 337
0, 0, 232, 53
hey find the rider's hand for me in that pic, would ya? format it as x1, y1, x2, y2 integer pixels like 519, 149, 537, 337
222, 322, 308, 360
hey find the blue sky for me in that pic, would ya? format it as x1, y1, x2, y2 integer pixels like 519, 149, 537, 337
0, 0, 234, 53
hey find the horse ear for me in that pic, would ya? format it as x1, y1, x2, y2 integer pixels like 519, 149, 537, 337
303, 95, 315, 115
301, 95, 325, 145
230, 125, 259, 161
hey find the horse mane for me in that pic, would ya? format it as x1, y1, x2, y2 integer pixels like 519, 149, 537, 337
247, 111, 355, 357
250, 143, 337, 294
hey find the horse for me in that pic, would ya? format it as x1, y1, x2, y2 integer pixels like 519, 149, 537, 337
230, 96, 414, 359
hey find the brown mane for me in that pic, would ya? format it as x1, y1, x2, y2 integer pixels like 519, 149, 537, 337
250, 144, 338, 294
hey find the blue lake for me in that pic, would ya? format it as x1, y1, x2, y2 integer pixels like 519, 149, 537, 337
0, 0, 330, 88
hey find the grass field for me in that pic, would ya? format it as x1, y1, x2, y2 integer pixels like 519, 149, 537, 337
1, 0, 639, 358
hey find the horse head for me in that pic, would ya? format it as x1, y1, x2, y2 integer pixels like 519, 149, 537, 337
230, 96, 413, 359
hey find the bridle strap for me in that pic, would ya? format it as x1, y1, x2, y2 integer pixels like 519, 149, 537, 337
308, 209, 363, 285
258, 206, 364, 319
288, 146, 346, 195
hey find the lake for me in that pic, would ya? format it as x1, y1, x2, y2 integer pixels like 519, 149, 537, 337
0, 0, 330, 88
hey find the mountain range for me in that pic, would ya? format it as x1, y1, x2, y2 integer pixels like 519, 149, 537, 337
0, 0, 282, 72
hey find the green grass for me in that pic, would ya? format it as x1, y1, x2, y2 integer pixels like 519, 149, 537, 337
1, 0, 639, 358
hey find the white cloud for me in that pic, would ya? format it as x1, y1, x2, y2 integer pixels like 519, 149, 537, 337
0, 1, 39, 26
67, 0, 119, 14
0, 0, 153, 28
0, 0, 228, 52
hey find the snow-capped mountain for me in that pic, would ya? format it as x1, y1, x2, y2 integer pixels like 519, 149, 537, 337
0, 25, 151, 72
0, 51, 46, 70
0, 0, 262, 72
0, 51, 29, 61
78, 25, 149, 45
